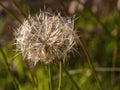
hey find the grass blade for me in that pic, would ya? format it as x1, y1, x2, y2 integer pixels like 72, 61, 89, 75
58, 61, 62, 90
0, 2, 22, 23
48, 64, 53, 90
79, 37, 102, 90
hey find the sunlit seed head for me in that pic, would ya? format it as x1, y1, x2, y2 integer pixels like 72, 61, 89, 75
15, 11, 79, 66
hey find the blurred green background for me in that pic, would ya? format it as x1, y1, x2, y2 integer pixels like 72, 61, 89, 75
0, 0, 120, 90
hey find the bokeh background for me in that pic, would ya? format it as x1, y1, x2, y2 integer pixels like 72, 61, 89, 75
0, 0, 120, 90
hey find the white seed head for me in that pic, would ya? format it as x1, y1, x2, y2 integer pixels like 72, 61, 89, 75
15, 11, 79, 65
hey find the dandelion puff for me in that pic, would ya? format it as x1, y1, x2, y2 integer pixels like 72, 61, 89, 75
15, 11, 79, 66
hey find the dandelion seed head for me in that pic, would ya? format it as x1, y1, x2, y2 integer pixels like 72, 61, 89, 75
15, 11, 78, 65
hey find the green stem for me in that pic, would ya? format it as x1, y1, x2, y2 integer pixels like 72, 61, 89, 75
0, 2, 22, 23
62, 65, 80, 90
23, 61, 38, 90
0, 46, 18, 90
48, 64, 53, 90
111, 38, 118, 90
58, 61, 62, 90
79, 37, 102, 90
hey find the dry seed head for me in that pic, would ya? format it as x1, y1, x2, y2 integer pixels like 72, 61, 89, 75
15, 11, 79, 65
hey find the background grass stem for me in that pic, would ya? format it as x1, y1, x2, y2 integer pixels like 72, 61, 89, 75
63, 65, 80, 90
79, 37, 102, 90
9, 0, 27, 17
0, 46, 18, 90
0, 2, 22, 23
48, 64, 53, 90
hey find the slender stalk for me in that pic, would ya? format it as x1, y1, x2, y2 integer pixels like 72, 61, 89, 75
54, 67, 120, 79
111, 38, 118, 90
31, 72, 38, 90
0, 2, 22, 23
56, 0, 69, 16
23, 60, 38, 90
9, 52, 38, 90
79, 37, 102, 90
62, 65, 80, 90
58, 61, 62, 90
11, 53, 21, 60
48, 64, 53, 90
0, 47, 9, 71
0, 46, 18, 90
56, 57, 80, 90
30, 69, 38, 90
9, 0, 27, 17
